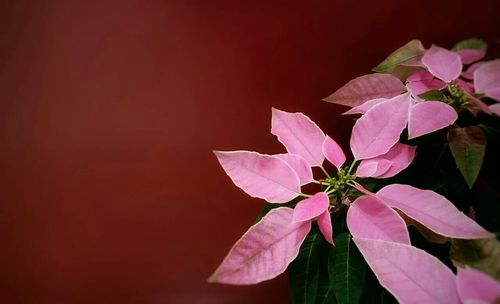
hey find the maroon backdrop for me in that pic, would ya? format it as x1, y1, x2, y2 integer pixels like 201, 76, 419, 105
0, 1, 499, 303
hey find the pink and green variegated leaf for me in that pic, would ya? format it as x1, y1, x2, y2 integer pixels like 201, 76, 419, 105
468, 95, 493, 114
346, 195, 410, 244
293, 192, 329, 222
408, 101, 458, 139
322, 136, 346, 169
342, 98, 388, 115
275, 153, 313, 186
355, 159, 393, 178
406, 70, 446, 96
350, 93, 411, 160
373, 39, 426, 73
456, 268, 500, 304
208, 207, 311, 285
271, 108, 326, 166
422, 45, 463, 83
377, 184, 493, 239
474, 59, 500, 101
324, 74, 406, 107
214, 151, 300, 203
317, 210, 333, 245
353, 238, 460, 304
452, 38, 487, 65
457, 49, 486, 65
363, 143, 416, 178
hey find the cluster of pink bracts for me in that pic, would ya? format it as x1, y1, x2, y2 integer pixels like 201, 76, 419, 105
209, 41, 500, 303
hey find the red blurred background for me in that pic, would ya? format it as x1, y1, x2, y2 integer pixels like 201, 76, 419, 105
0, 0, 499, 303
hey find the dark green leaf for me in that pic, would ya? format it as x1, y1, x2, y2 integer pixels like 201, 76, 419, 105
451, 38, 487, 52
372, 40, 425, 73
329, 233, 366, 304
289, 233, 321, 304
450, 238, 500, 280
448, 126, 487, 188
418, 90, 446, 101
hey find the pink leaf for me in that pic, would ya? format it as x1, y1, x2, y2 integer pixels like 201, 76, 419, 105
353, 182, 374, 196
342, 98, 388, 115
456, 267, 500, 303
324, 74, 406, 107
456, 49, 486, 65
422, 45, 463, 83
347, 195, 410, 244
408, 101, 458, 139
214, 151, 300, 203
208, 207, 311, 285
455, 78, 474, 95
490, 103, 500, 116
363, 143, 416, 178
350, 93, 411, 160
317, 210, 334, 245
271, 108, 326, 166
468, 95, 493, 115
293, 192, 329, 222
355, 159, 393, 178
406, 70, 446, 96
322, 136, 346, 169
353, 238, 460, 304
474, 59, 500, 101
275, 153, 313, 186
377, 184, 494, 239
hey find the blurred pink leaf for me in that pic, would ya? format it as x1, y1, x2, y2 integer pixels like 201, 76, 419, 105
214, 151, 300, 203
353, 238, 460, 304
208, 207, 311, 284
324, 74, 406, 107
350, 93, 410, 160
271, 108, 326, 166
474, 59, 500, 101
422, 45, 463, 83
377, 184, 494, 239
456, 268, 500, 304
456, 49, 486, 65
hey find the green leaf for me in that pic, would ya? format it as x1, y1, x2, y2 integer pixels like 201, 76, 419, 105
289, 233, 321, 304
450, 238, 500, 280
372, 40, 425, 73
329, 233, 366, 304
315, 244, 337, 304
451, 38, 487, 52
448, 126, 487, 188
418, 90, 446, 101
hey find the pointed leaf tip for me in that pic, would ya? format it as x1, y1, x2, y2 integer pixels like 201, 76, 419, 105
215, 151, 301, 203
271, 108, 326, 167
209, 207, 311, 285
322, 136, 346, 169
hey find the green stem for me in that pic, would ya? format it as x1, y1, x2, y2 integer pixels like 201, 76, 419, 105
299, 193, 312, 198
320, 165, 331, 178
347, 160, 357, 175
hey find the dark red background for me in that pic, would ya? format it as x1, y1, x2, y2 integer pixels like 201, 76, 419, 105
0, 1, 499, 303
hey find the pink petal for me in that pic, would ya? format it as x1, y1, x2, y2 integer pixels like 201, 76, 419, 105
377, 184, 494, 239
408, 101, 458, 139
350, 93, 411, 160
275, 153, 313, 186
355, 159, 393, 178
322, 136, 346, 169
490, 103, 500, 116
456, 267, 500, 303
353, 238, 460, 304
456, 49, 486, 65
363, 143, 416, 178
353, 182, 375, 196
317, 210, 333, 245
342, 98, 388, 115
422, 45, 463, 83
474, 59, 500, 101
208, 207, 311, 284
214, 151, 301, 203
324, 73, 406, 107
271, 108, 326, 166
293, 192, 329, 222
346, 195, 410, 244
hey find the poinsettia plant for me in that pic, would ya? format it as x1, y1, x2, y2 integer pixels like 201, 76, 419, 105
209, 38, 500, 303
